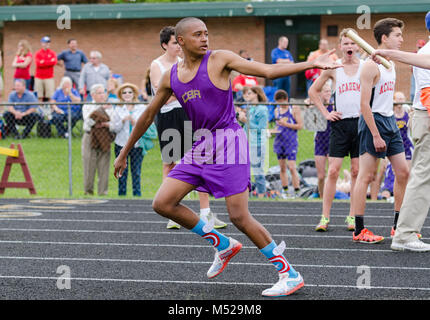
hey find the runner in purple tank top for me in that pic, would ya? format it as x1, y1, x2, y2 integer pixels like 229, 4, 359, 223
114, 17, 342, 297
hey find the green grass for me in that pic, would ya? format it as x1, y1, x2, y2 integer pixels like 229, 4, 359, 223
0, 125, 351, 199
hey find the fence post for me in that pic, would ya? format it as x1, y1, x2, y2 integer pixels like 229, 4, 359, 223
67, 104, 73, 196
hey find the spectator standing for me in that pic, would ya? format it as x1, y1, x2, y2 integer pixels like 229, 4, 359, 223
305, 39, 338, 91
3, 79, 40, 139
50, 76, 82, 138
79, 51, 110, 101
113, 83, 149, 196
12, 40, 33, 90
34, 36, 57, 102
272, 89, 303, 198
239, 86, 269, 198
82, 84, 119, 195
271, 36, 294, 96
313, 84, 334, 198
57, 39, 88, 90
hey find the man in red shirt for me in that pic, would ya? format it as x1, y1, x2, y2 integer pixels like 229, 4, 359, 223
34, 36, 57, 102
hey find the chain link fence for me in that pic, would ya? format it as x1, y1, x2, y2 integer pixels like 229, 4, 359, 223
0, 100, 412, 200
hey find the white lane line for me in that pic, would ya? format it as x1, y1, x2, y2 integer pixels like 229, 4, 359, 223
0, 275, 428, 292
0, 209, 398, 218
0, 226, 427, 237
2, 218, 428, 230
0, 216, 412, 224
0, 255, 429, 271
0, 239, 396, 252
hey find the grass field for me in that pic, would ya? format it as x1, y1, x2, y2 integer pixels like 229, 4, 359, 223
0, 124, 351, 199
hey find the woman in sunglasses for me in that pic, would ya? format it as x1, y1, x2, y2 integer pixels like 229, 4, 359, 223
114, 83, 152, 196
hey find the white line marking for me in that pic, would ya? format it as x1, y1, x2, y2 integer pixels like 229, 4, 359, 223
0, 209, 400, 218
0, 255, 429, 271
0, 275, 428, 292
0, 239, 396, 252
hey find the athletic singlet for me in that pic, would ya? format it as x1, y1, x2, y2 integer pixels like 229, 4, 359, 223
334, 59, 363, 119
273, 106, 298, 151
151, 58, 182, 113
370, 61, 396, 117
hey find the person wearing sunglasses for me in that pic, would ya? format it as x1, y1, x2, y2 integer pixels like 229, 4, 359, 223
114, 83, 155, 196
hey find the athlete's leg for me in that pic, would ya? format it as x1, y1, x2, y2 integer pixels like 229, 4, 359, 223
278, 158, 289, 189
287, 160, 300, 190
322, 157, 343, 218
225, 190, 271, 248
152, 177, 199, 228
314, 155, 328, 198
225, 189, 303, 296
388, 152, 410, 213
351, 153, 384, 243
348, 157, 359, 217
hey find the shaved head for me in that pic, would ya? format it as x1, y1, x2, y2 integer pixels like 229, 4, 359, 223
175, 17, 205, 39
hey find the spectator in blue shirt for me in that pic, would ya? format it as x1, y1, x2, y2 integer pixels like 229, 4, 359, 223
271, 36, 294, 97
3, 79, 40, 139
57, 39, 88, 89
50, 76, 82, 138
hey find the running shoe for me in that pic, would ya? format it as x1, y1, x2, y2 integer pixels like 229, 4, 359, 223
261, 272, 305, 297
166, 219, 181, 229
315, 216, 329, 232
207, 237, 242, 279
352, 228, 384, 244
201, 211, 228, 229
391, 239, 430, 252
390, 227, 422, 239
345, 216, 355, 231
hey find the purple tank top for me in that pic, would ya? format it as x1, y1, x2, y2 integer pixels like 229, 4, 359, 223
171, 51, 240, 132
274, 106, 298, 151
170, 50, 248, 165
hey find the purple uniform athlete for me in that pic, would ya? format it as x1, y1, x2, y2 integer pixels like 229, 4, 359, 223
382, 162, 395, 195
168, 51, 251, 198
274, 106, 298, 160
314, 102, 334, 156
395, 111, 414, 160
114, 17, 341, 297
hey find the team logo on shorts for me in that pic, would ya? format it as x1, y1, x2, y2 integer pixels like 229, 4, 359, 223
203, 233, 220, 247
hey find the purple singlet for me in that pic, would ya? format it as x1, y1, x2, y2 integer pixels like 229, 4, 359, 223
167, 51, 251, 198
314, 103, 334, 156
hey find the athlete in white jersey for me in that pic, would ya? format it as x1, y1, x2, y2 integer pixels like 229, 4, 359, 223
352, 18, 410, 244
370, 12, 430, 252
308, 28, 362, 232
150, 26, 227, 229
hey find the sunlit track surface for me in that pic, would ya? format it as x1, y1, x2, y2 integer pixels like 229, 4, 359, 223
0, 199, 429, 300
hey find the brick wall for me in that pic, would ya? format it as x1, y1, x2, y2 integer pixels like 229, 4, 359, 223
321, 13, 429, 99
2, 17, 265, 97
3, 13, 428, 99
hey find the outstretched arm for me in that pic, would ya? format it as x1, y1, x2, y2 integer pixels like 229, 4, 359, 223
224, 49, 342, 80
114, 70, 172, 178
372, 49, 430, 69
